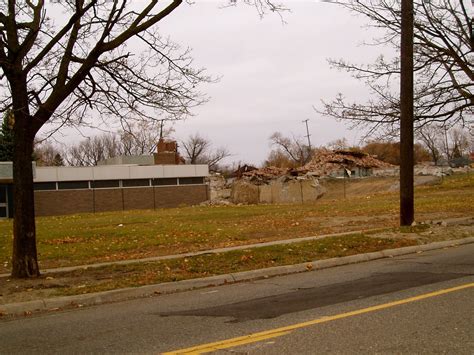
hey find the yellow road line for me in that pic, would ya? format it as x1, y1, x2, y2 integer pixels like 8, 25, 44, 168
163, 282, 474, 354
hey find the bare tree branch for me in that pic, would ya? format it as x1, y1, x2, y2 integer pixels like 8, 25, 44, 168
318, 0, 473, 136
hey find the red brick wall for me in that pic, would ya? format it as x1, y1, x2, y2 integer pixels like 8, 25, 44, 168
94, 189, 123, 213
157, 140, 177, 153
35, 190, 94, 216
153, 152, 178, 165
34, 184, 209, 216
123, 187, 155, 210
155, 185, 208, 209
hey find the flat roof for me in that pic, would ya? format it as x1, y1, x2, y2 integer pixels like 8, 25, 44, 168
34, 164, 209, 182
0, 163, 208, 183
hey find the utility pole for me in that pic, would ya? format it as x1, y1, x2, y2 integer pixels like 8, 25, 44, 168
399, 0, 414, 226
303, 119, 312, 164
303, 119, 312, 150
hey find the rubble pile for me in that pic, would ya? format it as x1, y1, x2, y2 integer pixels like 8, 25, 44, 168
239, 149, 391, 183
230, 164, 258, 178
241, 166, 291, 184
297, 149, 392, 176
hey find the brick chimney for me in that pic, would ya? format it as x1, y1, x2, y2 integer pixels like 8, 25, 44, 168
154, 139, 184, 165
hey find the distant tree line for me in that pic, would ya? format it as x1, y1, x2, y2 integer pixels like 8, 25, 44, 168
0, 118, 231, 171
264, 125, 473, 168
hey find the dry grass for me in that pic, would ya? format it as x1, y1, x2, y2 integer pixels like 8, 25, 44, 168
0, 233, 418, 303
0, 173, 472, 275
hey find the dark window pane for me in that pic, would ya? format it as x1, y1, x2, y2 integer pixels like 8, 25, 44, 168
91, 180, 120, 189
152, 178, 177, 186
179, 177, 204, 185
34, 182, 57, 191
122, 179, 150, 187
0, 186, 6, 202
0, 206, 6, 218
58, 181, 89, 190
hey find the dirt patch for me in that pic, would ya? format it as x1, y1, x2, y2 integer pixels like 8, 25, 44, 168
373, 224, 474, 244
320, 177, 399, 199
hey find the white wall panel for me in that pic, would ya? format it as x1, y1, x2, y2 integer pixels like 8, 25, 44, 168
57, 167, 94, 181
129, 165, 164, 179
92, 166, 131, 180
35, 163, 208, 182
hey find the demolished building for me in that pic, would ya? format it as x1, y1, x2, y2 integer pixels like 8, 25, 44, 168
240, 149, 391, 184
229, 149, 391, 205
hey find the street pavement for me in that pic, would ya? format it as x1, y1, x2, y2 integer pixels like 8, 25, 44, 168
0, 243, 473, 354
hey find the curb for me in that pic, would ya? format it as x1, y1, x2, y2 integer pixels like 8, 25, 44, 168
0, 228, 384, 278
1, 237, 473, 317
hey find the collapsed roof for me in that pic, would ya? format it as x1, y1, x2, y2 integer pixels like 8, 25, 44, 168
298, 149, 392, 175
241, 149, 392, 183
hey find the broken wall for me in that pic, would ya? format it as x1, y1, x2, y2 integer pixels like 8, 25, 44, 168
231, 178, 325, 205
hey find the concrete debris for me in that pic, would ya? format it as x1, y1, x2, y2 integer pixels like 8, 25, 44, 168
296, 149, 392, 177
231, 177, 326, 205
240, 166, 291, 184
206, 150, 458, 207
230, 164, 258, 178
241, 149, 391, 183
414, 165, 453, 177
199, 199, 233, 206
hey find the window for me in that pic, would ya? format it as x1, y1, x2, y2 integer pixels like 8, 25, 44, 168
34, 182, 57, 191
0, 186, 6, 202
122, 179, 150, 187
91, 180, 120, 189
152, 178, 177, 186
58, 181, 89, 190
179, 177, 204, 185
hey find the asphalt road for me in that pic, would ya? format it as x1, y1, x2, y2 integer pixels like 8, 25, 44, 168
1, 243, 473, 354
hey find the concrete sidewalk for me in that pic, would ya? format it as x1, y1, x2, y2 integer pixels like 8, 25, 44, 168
1, 236, 473, 318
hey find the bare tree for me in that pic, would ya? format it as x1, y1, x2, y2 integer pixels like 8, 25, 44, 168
263, 150, 295, 168
269, 132, 312, 167
34, 141, 65, 166
319, 0, 473, 135
448, 126, 470, 159
415, 123, 471, 164
416, 124, 443, 165
65, 134, 117, 166
326, 137, 350, 151
469, 125, 474, 152
1, 0, 284, 277
0, 0, 223, 278
180, 134, 231, 170
65, 121, 173, 166
119, 121, 173, 156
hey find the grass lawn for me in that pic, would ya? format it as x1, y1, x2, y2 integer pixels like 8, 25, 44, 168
40, 234, 420, 297
1, 233, 420, 303
0, 173, 472, 274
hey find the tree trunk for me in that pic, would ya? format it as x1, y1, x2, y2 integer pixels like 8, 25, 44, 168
400, 0, 414, 226
11, 118, 40, 278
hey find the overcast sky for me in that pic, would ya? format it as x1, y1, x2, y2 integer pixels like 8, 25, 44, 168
53, 1, 395, 166
163, 1, 393, 165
